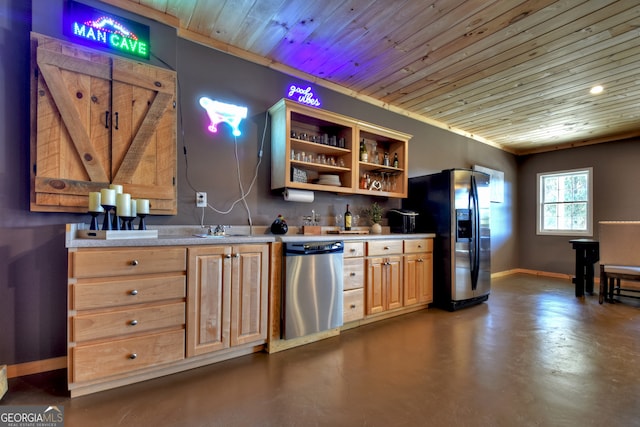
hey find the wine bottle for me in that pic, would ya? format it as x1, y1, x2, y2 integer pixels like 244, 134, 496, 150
359, 139, 368, 162
344, 204, 352, 231
393, 152, 399, 168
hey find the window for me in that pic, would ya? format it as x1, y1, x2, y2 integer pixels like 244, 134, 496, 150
537, 168, 593, 236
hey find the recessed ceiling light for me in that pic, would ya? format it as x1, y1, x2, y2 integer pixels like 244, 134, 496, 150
590, 85, 604, 95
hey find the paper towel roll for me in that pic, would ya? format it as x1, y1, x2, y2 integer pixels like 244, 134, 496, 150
283, 189, 314, 203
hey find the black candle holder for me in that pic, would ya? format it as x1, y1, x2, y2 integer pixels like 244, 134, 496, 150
101, 205, 115, 230
89, 211, 102, 230
112, 212, 121, 230
137, 213, 148, 230
120, 216, 135, 230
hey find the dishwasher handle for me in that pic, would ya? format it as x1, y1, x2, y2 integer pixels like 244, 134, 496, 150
285, 241, 344, 255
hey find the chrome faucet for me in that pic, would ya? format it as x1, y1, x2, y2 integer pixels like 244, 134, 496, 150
205, 225, 229, 236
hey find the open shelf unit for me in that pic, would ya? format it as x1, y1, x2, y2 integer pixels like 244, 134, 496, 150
269, 99, 411, 198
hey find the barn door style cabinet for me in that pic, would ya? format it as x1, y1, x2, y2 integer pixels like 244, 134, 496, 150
30, 33, 177, 214
269, 99, 411, 198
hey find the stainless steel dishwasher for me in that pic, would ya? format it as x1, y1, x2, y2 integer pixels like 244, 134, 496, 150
283, 241, 344, 339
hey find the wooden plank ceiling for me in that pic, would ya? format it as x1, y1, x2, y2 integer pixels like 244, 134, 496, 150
104, 0, 640, 154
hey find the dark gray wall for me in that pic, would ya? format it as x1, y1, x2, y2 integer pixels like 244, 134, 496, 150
518, 139, 640, 274
0, 0, 519, 365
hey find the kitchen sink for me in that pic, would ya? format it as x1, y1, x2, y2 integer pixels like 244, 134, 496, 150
193, 233, 252, 238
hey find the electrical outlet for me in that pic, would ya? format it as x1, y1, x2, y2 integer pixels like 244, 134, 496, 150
196, 191, 207, 208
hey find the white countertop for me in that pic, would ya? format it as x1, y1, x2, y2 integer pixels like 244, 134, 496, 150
65, 224, 435, 248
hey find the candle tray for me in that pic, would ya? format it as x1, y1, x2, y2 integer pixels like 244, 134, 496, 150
77, 229, 158, 240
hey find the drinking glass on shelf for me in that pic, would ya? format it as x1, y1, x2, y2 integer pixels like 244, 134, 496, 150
335, 214, 343, 229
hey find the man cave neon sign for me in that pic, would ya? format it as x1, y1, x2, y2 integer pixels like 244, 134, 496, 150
64, 1, 150, 59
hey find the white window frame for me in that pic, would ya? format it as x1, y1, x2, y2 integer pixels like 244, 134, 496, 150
537, 167, 593, 236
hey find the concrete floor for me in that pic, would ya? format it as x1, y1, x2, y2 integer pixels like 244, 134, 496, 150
3, 274, 640, 426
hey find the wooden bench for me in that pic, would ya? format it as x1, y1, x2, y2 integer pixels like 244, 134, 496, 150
598, 221, 640, 304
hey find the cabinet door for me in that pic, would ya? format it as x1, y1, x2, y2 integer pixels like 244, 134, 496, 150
110, 57, 177, 214
32, 35, 112, 210
187, 246, 232, 357
366, 257, 385, 314
417, 252, 434, 304
386, 255, 403, 310
404, 253, 433, 306
230, 244, 269, 346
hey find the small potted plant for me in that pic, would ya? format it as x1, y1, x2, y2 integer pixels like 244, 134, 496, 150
367, 202, 383, 234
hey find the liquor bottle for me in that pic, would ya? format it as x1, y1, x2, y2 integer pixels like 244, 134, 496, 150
359, 139, 368, 162
393, 152, 399, 168
344, 204, 352, 231
383, 152, 390, 166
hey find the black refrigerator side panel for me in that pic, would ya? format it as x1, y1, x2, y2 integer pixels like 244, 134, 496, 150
405, 173, 452, 309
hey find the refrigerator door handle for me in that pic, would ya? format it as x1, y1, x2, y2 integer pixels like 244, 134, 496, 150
470, 175, 481, 290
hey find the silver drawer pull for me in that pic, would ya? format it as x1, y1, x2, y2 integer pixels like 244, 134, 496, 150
131, 259, 139, 266
129, 353, 137, 360
350, 248, 356, 252
418, 245, 423, 248
235, 253, 240, 258
350, 272, 356, 276
130, 289, 138, 296
130, 320, 138, 326
225, 254, 232, 259
350, 304, 356, 309
384, 246, 390, 250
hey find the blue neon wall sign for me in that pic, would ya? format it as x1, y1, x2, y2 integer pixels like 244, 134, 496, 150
64, 1, 150, 59
287, 85, 321, 107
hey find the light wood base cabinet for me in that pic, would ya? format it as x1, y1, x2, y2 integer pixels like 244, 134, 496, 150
404, 239, 434, 306
68, 246, 187, 396
343, 242, 365, 323
366, 240, 404, 315
67, 243, 268, 397
365, 238, 434, 316
187, 244, 269, 357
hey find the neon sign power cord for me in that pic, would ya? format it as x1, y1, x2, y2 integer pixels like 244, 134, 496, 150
184, 110, 267, 231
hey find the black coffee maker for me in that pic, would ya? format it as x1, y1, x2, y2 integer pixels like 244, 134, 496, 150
388, 209, 418, 233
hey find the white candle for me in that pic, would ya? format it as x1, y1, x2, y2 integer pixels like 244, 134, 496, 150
130, 199, 137, 217
136, 199, 150, 214
88, 192, 104, 212
109, 184, 123, 194
116, 193, 131, 217
100, 188, 116, 206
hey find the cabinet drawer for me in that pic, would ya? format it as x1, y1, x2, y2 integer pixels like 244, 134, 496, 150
72, 329, 185, 383
343, 289, 364, 323
73, 274, 186, 310
344, 258, 364, 290
344, 241, 365, 258
367, 240, 403, 256
404, 239, 433, 254
71, 247, 186, 279
73, 302, 185, 342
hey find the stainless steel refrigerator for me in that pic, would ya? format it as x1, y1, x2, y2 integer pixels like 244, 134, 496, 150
404, 169, 491, 311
